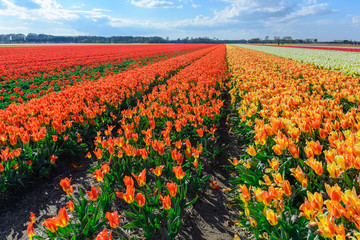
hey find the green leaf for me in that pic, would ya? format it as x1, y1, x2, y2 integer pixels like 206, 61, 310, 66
122, 220, 142, 229
185, 195, 198, 208
124, 210, 138, 219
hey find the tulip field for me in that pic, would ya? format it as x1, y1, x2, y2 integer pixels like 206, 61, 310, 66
238, 44, 360, 76
1, 43, 360, 239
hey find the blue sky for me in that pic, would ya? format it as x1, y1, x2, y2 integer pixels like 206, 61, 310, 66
0, 0, 359, 41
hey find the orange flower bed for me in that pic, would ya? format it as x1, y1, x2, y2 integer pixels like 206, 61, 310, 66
227, 44, 360, 239
0, 45, 216, 192
26, 45, 227, 239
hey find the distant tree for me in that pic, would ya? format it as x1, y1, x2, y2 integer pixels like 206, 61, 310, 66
264, 36, 269, 44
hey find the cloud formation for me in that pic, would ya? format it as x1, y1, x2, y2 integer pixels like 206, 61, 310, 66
0, 0, 357, 41
130, 0, 174, 8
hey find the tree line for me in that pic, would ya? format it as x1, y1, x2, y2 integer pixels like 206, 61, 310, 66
0, 33, 358, 44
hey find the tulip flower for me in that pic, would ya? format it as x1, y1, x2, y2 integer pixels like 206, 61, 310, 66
105, 212, 120, 228
50, 155, 58, 164
96, 229, 112, 240
136, 193, 146, 207
246, 145, 257, 156
60, 177, 73, 196
27, 222, 35, 240
239, 184, 251, 202
30, 212, 36, 223
265, 208, 278, 226
43, 218, 59, 233
123, 175, 134, 188
325, 183, 342, 202
167, 182, 178, 197
282, 180, 292, 196
150, 165, 165, 177
116, 187, 135, 204
327, 162, 343, 178
173, 166, 186, 180
210, 181, 220, 190
57, 207, 69, 228
66, 200, 75, 212
160, 195, 171, 210
94, 169, 104, 182
101, 162, 110, 174
86, 185, 100, 201
132, 169, 146, 187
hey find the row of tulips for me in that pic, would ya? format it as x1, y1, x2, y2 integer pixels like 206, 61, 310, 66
239, 44, 360, 76
26, 45, 227, 239
0, 45, 207, 108
0, 44, 208, 80
226, 44, 360, 239
0, 45, 216, 192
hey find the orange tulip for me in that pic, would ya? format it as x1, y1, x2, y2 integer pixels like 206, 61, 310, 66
160, 195, 171, 210
27, 222, 35, 240
123, 175, 134, 188
287, 144, 299, 158
325, 200, 345, 219
94, 169, 104, 182
173, 166, 186, 180
96, 229, 112, 240
150, 165, 165, 177
67, 200, 75, 212
93, 148, 103, 160
43, 218, 59, 233
210, 180, 220, 190
327, 162, 343, 178
57, 207, 69, 228
101, 162, 110, 174
265, 208, 278, 226
132, 169, 146, 187
50, 155, 58, 164
136, 193, 146, 207
282, 180, 292, 196
304, 157, 323, 176
261, 191, 272, 206
325, 183, 342, 202
60, 177, 73, 196
268, 158, 279, 171
30, 212, 36, 223
86, 185, 100, 201
171, 148, 184, 165
299, 198, 317, 220
307, 191, 323, 213
246, 145, 257, 156
116, 186, 135, 204
309, 140, 322, 155
316, 213, 336, 239
239, 184, 251, 202
272, 144, 283, 155
105, 212, 120, 228
304, 146, 314, 159
167, 182, 178, 197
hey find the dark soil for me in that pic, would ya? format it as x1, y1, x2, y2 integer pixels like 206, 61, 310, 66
0, 152, 92, 240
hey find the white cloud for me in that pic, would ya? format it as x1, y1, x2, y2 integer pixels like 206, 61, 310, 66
108, 16, 170, 29
0, 0, 110, 22
352, 15, 360, 25
70, 4, 86, 9
130, 0, 174, 8
281, 3, 335, 21
175, 0, 337, 29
